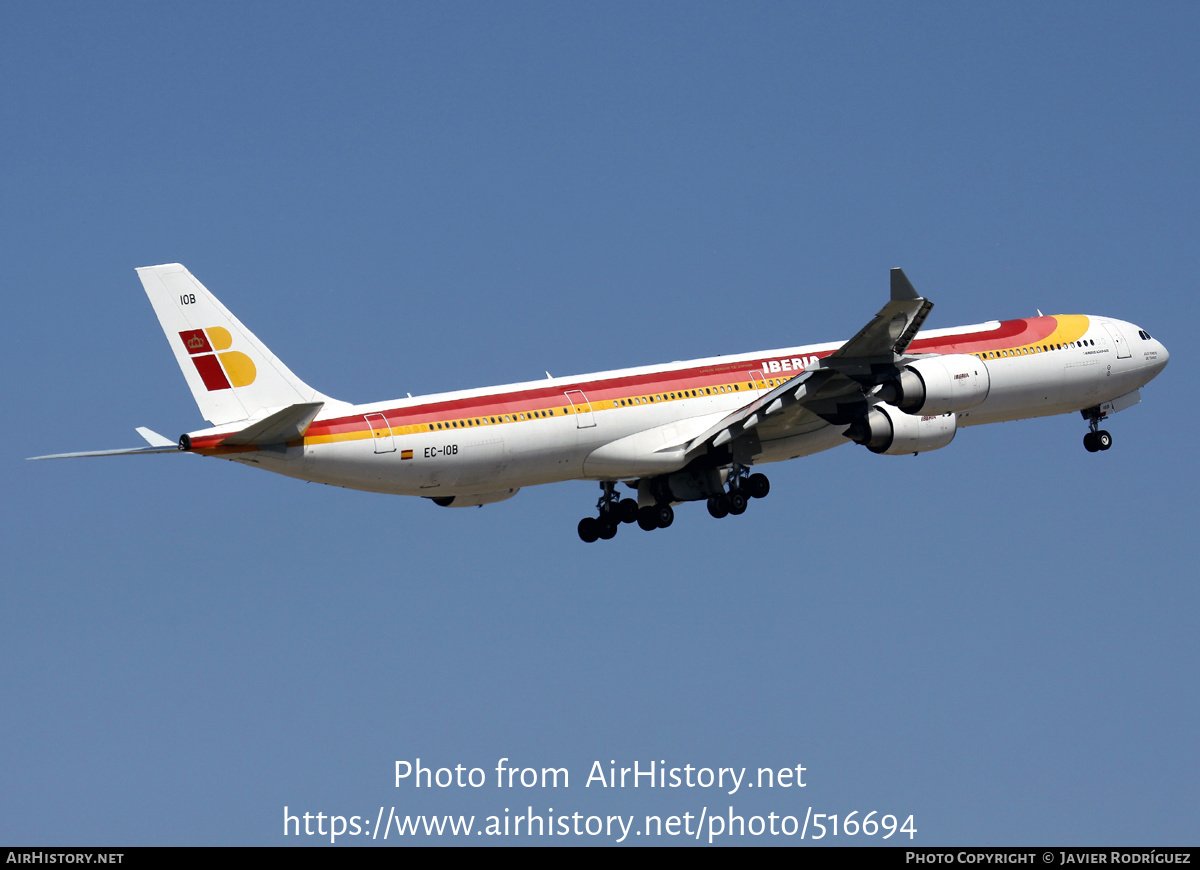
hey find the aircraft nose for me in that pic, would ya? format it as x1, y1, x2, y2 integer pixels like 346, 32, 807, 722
1144, 332, 1169, 376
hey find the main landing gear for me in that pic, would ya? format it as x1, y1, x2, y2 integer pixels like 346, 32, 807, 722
577, 480, 676, 541
577, 481, 640, 543
636, 503, 674, 532
706, 467, 770, 519
577, 469, 773, 541
1082, 408, 1113, 453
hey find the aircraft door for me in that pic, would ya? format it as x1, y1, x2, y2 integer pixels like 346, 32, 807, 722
1101, 322, 1132, 359
750, 370, 768, 395
564, 390, 596, 428
364, 413, 396, 453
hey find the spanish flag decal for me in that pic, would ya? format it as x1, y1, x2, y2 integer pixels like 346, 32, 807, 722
179, 328, 257, 391
401, 449, 413, 460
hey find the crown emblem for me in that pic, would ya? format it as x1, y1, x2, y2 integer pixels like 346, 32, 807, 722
187, 335, 205, 350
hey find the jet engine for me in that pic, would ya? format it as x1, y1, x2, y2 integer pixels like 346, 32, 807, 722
876, 355, 990, 415
844, 405, 957, 455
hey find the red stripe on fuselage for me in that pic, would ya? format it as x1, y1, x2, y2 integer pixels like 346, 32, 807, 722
198, 316, 1060, 446
907, 316, 1056, 354
303, 359, 777, 439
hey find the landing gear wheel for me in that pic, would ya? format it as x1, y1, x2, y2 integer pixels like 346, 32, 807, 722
1097, 430, 1112, 451
598, 516, 619, 539
578, 517, 600, 543
617, 498, 639, 524
637, 506, 660, 531
747, 473, 770, 499
707, 495, 730, 519
1084, 432, 1099, 452
727, 491, 748, 515
655, 504, 674, 528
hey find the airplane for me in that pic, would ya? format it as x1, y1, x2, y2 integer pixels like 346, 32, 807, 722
31, 265, 1169, 542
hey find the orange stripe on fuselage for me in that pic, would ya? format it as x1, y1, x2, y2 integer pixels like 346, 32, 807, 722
909, 314, 1088, 355
188, 315, 1090, 455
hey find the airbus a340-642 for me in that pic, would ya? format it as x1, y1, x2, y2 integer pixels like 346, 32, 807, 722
34, 265, 1168, 541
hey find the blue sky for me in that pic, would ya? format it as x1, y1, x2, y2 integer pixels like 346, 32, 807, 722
3, 2, 1197, 845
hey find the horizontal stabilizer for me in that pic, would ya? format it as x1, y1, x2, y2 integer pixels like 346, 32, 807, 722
29, 444, 180, 460
28, 426, 187, 460
219, 402, 324, 447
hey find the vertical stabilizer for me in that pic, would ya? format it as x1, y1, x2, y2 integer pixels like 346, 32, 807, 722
136, 264, 334, 427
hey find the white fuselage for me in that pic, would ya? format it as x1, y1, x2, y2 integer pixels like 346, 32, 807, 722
201, 314, 1167, 499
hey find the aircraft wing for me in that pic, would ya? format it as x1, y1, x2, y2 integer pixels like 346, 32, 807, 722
683, 367, 836, 455
826, 268, 934, 363
682, 268, 933, 460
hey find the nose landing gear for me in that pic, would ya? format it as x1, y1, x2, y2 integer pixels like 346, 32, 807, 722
1082, 407, 1113, 453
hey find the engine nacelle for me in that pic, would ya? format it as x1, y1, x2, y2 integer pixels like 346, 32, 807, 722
845, 405, 957, 455
877, 354, 990, 415
428, 488, 520, 508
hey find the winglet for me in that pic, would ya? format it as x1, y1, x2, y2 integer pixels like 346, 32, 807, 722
891, 268, 920, 301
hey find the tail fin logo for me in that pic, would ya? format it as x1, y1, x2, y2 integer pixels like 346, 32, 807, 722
178, 328, 257, 391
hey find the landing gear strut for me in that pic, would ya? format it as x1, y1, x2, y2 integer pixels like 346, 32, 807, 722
578, 466, 773, 539
1082, 408, 1113, 453
706, 466, 769, 519
577, 481, 639, 543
